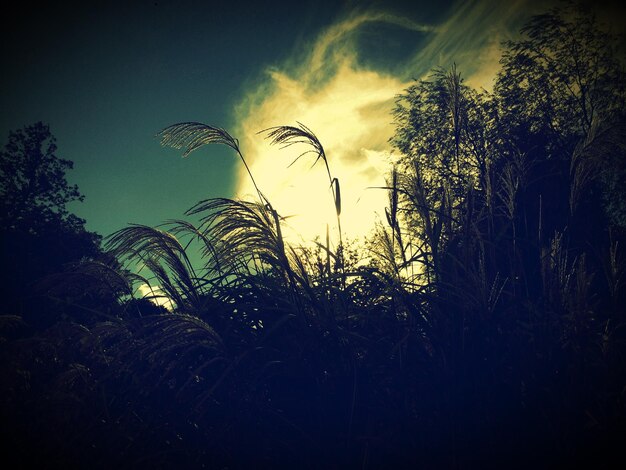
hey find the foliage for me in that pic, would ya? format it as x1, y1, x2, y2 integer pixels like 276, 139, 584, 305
2, 4, 626, 469
0, 123, 105, 326
387, 2, 626, 466
0, 122, 85, 230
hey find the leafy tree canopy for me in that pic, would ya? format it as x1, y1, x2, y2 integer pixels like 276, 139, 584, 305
495, 3, 626, 159
0, 123, 103, 319
0, 122, 87, 233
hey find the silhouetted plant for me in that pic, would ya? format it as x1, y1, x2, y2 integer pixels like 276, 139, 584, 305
2, 3, 626, 469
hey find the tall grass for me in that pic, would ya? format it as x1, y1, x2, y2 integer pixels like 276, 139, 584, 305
2, 4, 626, 467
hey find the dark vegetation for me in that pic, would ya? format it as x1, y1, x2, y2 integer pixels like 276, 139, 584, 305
1, 4, 625, 468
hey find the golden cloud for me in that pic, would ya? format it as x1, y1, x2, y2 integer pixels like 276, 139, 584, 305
137, 283, 174, 311
233, 12, 417, 244
231, 0, 558, 244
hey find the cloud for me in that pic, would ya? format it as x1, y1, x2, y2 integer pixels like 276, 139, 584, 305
137, 283, 174, 311
306, 11, 438, 82
231, 0, 558, 244
404, 0, 559, 84
232, 11, 417, 244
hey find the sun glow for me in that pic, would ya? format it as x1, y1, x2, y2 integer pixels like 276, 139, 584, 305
234, 15, 413, 244
232, 1, 550, 244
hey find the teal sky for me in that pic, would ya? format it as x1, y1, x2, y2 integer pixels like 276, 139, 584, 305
2, 0, 621, 240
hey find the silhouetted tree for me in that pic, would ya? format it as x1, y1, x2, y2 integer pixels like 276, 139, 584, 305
0, 122, 102, 325
389, 3, 626, 466
496, 3, 626, 228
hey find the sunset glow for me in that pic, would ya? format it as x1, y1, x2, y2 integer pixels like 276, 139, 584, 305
235, 59, 405, 243
231, 1, 553, 244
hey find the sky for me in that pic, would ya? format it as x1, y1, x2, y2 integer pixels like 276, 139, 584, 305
2, 0, 623, 247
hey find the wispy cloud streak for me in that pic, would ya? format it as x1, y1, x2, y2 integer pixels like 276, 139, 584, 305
407, 0, 556, 88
